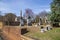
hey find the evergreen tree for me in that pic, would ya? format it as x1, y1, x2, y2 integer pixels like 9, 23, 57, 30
50, 0, 60, 22
50, 0, 60, 26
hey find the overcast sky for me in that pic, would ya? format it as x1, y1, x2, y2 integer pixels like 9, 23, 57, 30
0, 0, 52, 16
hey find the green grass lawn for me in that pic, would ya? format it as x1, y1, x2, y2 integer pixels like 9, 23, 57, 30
24, 28, 60, 40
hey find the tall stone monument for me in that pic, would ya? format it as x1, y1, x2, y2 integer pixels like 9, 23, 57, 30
20, 10, 24, 26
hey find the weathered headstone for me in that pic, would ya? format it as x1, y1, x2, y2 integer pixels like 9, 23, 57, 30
15, 17, 17, 21
40, 26, 44, 33
45, 25, 52, 31
35, 24, 38, 27
27, 16, 32, 26
20, 18, 24, 26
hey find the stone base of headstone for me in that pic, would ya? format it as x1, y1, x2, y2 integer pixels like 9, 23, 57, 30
41, 29, 45, 33
44, 28, 48, 31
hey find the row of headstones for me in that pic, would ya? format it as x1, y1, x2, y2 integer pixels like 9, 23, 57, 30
40, 25, 52, 33
15, 17, 32, 26
20, 19, 32, 26
15, 15, 50, 26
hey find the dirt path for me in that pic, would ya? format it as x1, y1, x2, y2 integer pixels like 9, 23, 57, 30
1, 26, 34, 40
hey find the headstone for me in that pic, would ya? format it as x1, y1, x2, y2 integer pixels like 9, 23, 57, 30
15, 17, 17, 21
28, 23, 32, 26
35, 24, 38, 27
20, 19, 24, 26
38, 23, 40, 25
40, 26, 44, 33
45, 25, 52, 31
39, 18, 42, 25
38, 23, 40, 26
27, 17, 32, 26
44, 28, 48, 31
